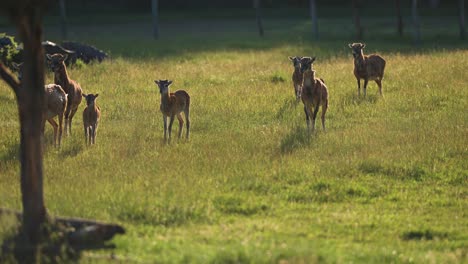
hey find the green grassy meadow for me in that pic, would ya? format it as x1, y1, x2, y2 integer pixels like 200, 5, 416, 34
0, 10, 467, 263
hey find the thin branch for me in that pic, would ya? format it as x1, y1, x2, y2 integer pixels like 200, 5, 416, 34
0, 62, 20, 94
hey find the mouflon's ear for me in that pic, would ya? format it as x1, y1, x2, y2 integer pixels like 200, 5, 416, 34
167, 80, 173, 86
311, 57, 316, 63
154, 80, 160, 85
288, 56, 294, 61
95, 94, 99, 98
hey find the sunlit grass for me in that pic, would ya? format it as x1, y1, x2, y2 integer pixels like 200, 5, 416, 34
1, 15, 467, 263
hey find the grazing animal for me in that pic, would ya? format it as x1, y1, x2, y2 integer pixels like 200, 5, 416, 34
348, 43, 386, 96
46, 53, 83, 136
12, 63, 68, 147
301, 58, 328, 134
288, 56, 303, 102
154, 80, 190, 143
82, 93, 101, 145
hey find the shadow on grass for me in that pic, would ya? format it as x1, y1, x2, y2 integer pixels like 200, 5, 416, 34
0, 223, 81, 263
58, 142, 84, 160
213, 195, 269, 216
401, 229, 449, 241
340, 91, 380, 106
280, 125, 315, 154
276, 97, 300, 120
117, 203, 207, 227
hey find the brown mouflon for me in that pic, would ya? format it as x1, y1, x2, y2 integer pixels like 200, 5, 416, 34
46, 53, 83, 135
82, 93, 101, 145
301, 57, 328, 134
155, 80, 190, 143
12, 63, 68, 147
44, 84, 68, 147
288, 56, 303, 102
348, 43, 386, 96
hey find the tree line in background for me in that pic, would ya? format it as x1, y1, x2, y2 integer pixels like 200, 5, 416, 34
54, 0, 465, 41
60, 0, 457, 10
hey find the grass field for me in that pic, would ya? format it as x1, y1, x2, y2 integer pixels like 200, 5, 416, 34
0, 9, 467, 263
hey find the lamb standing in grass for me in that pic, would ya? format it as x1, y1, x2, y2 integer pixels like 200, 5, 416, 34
82, 93, 101, 145
12, 63, 68, 147
44, 84, 68, 147
348, 43, 386, 96
155, 80, 190, 143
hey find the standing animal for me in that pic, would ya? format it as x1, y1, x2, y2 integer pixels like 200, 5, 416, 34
154, 80, 190, 143
46, 53, 83, 136
42, 40, 76, 65
12, 62, 68, 147
44, 84, 68, 147
348, 43, 386, 96
300, 56, 326, 83
288, 56, 303, 102
82, 93, 101, 145
301, 58, 328, 134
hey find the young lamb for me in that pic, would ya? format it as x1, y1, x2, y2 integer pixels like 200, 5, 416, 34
288, 56, 303, 102
12, 63, 68, 147
44, 84, 68, 147
154, 80, 190, 143
348, 43, 386, 96
82, 93, 101, 145
46, 53, 83, 135
301, 58, 328, 134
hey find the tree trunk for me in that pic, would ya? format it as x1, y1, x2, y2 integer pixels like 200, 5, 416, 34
0, 3, 48, 245
460, 0, 466, 40
412, 0, 421, 45
151, 0, 159, 39
310, 0, 319, 40
395, 0, 403, 36
59, 0, 68, 40
352, 0, 363, 40
16, 9, 47, 245
254, 0, 264, 37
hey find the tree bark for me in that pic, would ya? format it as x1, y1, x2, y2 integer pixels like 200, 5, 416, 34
0, 2, 48, 245
395, 0, 403, 36
151, 0, 159, 39
59, 0, 68, 40
460, 0, 466, 40
412, 0, 421, 45
254, 0, 264, 37
310, 0, 319, 40
16, 9, 47, 245
352, 0, 363, 40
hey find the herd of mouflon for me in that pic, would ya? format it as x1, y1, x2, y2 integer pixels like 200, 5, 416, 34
12, 42, 384, 147
289, 42, 386, 135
